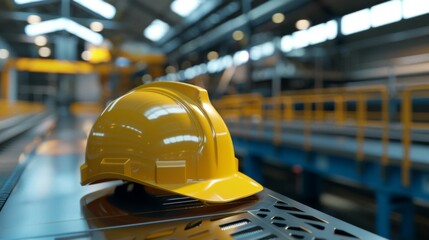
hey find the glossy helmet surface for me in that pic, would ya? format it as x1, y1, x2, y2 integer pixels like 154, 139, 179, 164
81, 82, 263, 203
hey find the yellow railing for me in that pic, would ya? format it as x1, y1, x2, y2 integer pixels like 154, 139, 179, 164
215, 85, 394, 182
401, 85, 429, 186
0, 100, 45, 120
216, 83, 429, 186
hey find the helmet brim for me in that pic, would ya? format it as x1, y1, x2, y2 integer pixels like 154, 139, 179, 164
82, 172, 263, 203
160, 172, 263, 203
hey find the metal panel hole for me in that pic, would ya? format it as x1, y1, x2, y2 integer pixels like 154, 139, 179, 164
276, 201, 288, 205
334, 229, 359, 239
259, 208, 271, 212
287, 226, 311, 233
220, 219, 251, 231
289, 233, 304, 239
313, 238, 326, 240
257, 213, 268, 218
184, 219, 202, 230
274, 205, 303, 212
257, 234, 278, 240
290, 213, 327, 223
307, 223, 325, 230
272, 222, 287, 228
231, 226, 264, 239
163, 196, 200, 206
271, 216, 285, 221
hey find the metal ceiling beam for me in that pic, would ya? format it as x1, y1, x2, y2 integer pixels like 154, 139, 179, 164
0, 33, 34, 44
158, 0, 223, 46
130, 0, 176, 26
0, 10, 155, 46
312, 0, 338, 18
168, 0, 311, 60
161, 1, 240, 53
11, 0, 59, 8
0, 10, 123, 29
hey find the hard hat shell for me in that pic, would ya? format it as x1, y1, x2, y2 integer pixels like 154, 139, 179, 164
81, 82, 263, 203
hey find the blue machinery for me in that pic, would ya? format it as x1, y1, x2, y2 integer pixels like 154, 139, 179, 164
214, 84, 429, 239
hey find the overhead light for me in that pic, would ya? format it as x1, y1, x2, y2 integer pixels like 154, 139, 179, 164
0, 49, 9, 59
308, 23, 327, 45
38, 47, 51, 57
27, 14, 41, 24
292, 30, 309, 49
25, 18, 103, 45
66, 20, 103, 45
144, 19, 170, 42
207, 59, 221, 73
171, 0, 201, 17
232, 30, 244, 41
25, 18, 65, 36
166, 65, 177, 73
370, 0, 401, 28
251, 42, 275, 60
233, 50, 249, 65
14, 0, 45, 4
207, 51, 219, 60
90, 21, 104, 32
296, 19, 310, 30
402, 0, 429, 19
34, 35, 47, 46
262, 42, 275, 56
81, 50, 90, 61
341, 9, 371, 35
142, 74, 152, 83
115, 57, 130, 67
184, 67, 196, 79
272, 13, 285, 24
325, 20, 338, 40
73, 0, 116, 19
280, 35, 293, 52
250, 45, 262, 61
221, 55, 233, 68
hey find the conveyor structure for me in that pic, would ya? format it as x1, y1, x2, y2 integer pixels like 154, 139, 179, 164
214, 84, 429, 239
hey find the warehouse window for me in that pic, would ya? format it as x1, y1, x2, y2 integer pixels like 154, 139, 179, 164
144, 20, 170, 42
308, 23, 328, 45
326, 20, 338, 40
370, 0, 402, 27
402, 0, 429, 19
171, 0, 201, 17
341, 9, 371, 35
280, 35, 293, 53
292, 30, 309, 49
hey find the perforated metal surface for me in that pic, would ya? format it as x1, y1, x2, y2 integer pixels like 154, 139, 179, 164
77, 183, 385, 240
0, 115, 385, 239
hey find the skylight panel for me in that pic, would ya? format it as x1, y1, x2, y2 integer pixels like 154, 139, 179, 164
144, 20, 170, 42
171, 0, 201, 17
280, 35, 293, 52
341, 9, 371, 35
73, 0, 116, 19
402, 0, 429, 19
292, 30, 309, 49
370, 0, 401, 27
308, 23, 327, 45
14, 0, 44, 4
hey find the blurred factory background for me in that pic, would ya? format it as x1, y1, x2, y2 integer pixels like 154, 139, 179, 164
1, 0, 429, 239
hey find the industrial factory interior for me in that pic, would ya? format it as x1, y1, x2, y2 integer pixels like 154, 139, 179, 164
1, 0, 429, 239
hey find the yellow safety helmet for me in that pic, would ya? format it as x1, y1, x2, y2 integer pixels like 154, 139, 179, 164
81, 82, 263, 203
